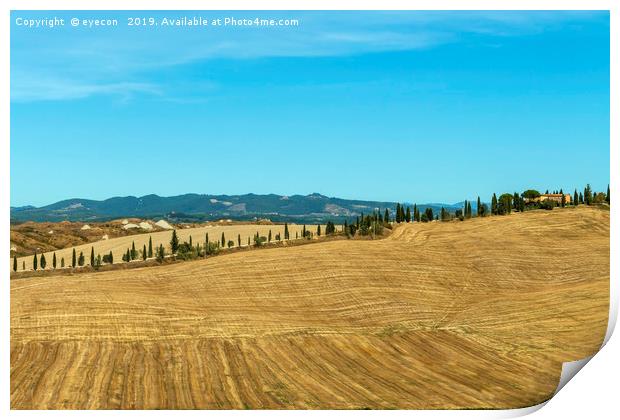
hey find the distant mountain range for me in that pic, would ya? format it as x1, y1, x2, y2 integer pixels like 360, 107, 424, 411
10, 193, 474, 223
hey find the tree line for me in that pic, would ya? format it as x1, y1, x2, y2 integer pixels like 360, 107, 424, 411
13, 184, 609, 272
380, 183, 609, 225
14, 223, 342, 272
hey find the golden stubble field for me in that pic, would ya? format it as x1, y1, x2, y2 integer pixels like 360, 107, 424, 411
11, 223, 326, 272
10, 206, 609, 409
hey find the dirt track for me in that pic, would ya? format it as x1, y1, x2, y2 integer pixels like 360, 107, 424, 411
10, 206, 609, 409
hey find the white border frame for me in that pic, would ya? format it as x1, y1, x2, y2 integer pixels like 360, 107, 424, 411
1, 1, 616, 419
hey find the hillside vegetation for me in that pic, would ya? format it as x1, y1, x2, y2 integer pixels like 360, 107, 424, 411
11, 223, 327, 271
9, 219, 171, 257
10, 206, 609, 409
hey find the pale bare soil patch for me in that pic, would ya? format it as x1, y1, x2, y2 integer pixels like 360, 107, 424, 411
10, 207, 609, 409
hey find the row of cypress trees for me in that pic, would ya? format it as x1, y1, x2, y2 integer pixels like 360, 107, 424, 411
390, 183, 610, 224
489, 184, 610, 215
14, 185, 609, 272
15, 222, 335, 272
16, 250, 66, 272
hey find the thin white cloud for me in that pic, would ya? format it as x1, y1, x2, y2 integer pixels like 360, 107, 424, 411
11, 77, 160, 102
10, 11, 607, 102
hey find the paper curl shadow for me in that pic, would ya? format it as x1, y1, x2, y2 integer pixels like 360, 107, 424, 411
497, 293, 618, 417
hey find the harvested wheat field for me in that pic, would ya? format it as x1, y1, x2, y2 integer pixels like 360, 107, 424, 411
10, 206, 609, 409
11, 223, 327, 272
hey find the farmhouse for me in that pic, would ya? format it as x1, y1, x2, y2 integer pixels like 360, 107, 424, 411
533, 193, 572, 204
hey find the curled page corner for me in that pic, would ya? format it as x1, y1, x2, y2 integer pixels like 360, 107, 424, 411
548, 284, 618, 400
554, 355, 595, 395
498, 307, 616, 418
495, 401, 548, 418
495, 357, 595, 419
546, 302, 616, 402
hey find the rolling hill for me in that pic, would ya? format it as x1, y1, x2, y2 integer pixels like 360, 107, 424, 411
10, 206, 609, 409
10, 193, 470, 223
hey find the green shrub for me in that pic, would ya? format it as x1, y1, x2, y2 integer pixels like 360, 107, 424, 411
205, 241, 220, 256
176, 242, 199, 260
539, 200, 555, 210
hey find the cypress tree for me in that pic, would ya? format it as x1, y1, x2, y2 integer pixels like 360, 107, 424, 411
606, 184, 610, 204
13, 256, 17, 272
131, 241, 136, 260
189, 235, 192, 247
284, 223, 290, 240
405, 207, 411, 223
248, 236, 250, 246
33, 252, 38, 271
476, 196, 482, 216
269, 229, 272, 242
143, 244, 147, 260
584, 184, 593, 205
90, 246, 95, 266
384, 208, 389, 223
238, 234, 241, 247
170, 230, 179, 254
395, 203, 401, 223
148, 236, 153, 258
513, 193, 519, 211
53, 252, 57, 269
78, 251, 84, 266
40, 253, 46, 269
22, 261, 25, 270
108, 251, 113, 264
560, 189, 565, 207
302, 224, 307, 237
325, 221, 334, 235
61, 257, 65, 268
72, 248, 77, 268
221, 232, 225, 248
491, 193, 498, 215
317, 225, 321, 236
574, 189, 579, 206
414, 204, 420, 222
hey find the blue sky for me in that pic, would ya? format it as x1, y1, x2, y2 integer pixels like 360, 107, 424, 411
10, 11, 609, 207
